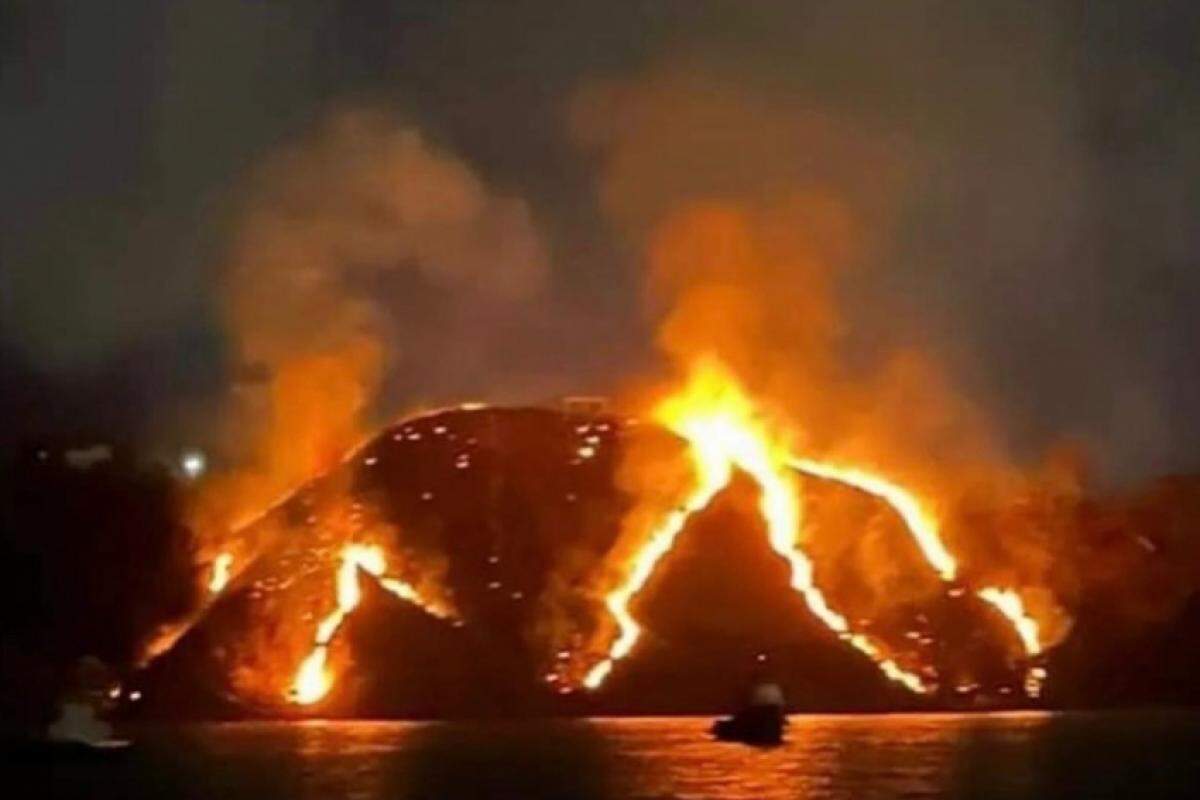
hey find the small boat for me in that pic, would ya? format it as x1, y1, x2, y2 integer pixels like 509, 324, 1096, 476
6, 697, 136, 761
712, 705, 786, 746
1, 656, 135, 762
711, 680, 787, 746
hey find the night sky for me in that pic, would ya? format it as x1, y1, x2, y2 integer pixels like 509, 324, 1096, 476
2, 1, 1199, 483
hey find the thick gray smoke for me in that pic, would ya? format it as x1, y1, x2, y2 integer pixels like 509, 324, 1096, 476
2, 1, 1198, 484
568, 2, 1200, 484
187, 106, 552, 543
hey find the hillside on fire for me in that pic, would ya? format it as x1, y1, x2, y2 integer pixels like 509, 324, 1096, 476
105, 405, 1200, 719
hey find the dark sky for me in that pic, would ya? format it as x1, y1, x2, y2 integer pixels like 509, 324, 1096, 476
1, 1, 1198, 483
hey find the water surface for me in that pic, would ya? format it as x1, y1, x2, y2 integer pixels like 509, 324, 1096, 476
10, 711, 1200, 799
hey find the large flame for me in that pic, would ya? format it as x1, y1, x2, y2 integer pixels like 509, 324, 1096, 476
291, 543, 453, 706
583, 357, 1057, 696
790, 458, 1044, 667
788, 459, 957, 582
585, 358, 930, 693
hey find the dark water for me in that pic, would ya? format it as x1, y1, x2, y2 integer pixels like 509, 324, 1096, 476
7, 711, 1200, 799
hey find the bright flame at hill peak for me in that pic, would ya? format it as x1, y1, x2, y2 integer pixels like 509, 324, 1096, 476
584, 357, 931, 693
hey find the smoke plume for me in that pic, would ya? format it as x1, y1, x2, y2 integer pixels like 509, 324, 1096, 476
190, 106, 550, 574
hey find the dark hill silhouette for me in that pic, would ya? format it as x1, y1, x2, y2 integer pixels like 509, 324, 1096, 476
6, 407, 1200, 720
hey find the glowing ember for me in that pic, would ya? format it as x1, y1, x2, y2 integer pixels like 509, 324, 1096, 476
585, 358, 929, 693
208, 552, 234, 594
290, 543, 453, 705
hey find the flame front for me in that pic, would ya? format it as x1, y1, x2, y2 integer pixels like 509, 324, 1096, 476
790, 457, 1045, 678
291, 543, 453, 706
787, 459, 957, 582
977, 587, 1041, 656
585, 358, 930, 693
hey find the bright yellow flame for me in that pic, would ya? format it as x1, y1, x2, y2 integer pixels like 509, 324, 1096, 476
582, 444, 730, 689
977, 586, 1042, 656
586, 358, 929, 693
292, 646, 332, 705
290, 543, 452, 705
207, 552, 234, 594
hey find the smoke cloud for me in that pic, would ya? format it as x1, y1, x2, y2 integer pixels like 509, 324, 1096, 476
550, 4, 1200, 665
191, 107, 550, 550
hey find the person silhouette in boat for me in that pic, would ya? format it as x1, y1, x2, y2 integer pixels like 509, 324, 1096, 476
712, 656, 787, 745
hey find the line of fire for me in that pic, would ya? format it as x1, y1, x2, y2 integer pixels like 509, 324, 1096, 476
108, 356, 1137, 720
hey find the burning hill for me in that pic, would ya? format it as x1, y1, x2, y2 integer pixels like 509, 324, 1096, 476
138, 388, 1094, 718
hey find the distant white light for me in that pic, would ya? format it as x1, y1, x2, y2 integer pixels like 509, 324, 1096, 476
180, 449, 206, 480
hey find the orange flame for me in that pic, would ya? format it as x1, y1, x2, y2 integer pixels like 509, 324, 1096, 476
977, 586, 1041, 656
291, 543, 453, 705
586, 358, 930, 693
788, 459, 957, 582
787, 455, 1041, 681
790, 456, 1047, 692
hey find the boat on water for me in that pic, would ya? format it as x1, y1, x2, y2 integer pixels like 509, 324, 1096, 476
711, 680, 787, 746
2, 656, 133, 761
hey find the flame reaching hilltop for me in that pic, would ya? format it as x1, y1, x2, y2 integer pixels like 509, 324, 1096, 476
585, 358, 930, 693
790, 454, 1045, 693
788, 457, 1044, 660
582, 441, 731, 689
581, 357, 1055, 696
291, 543, 454, 705
788, 459, 957, 582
